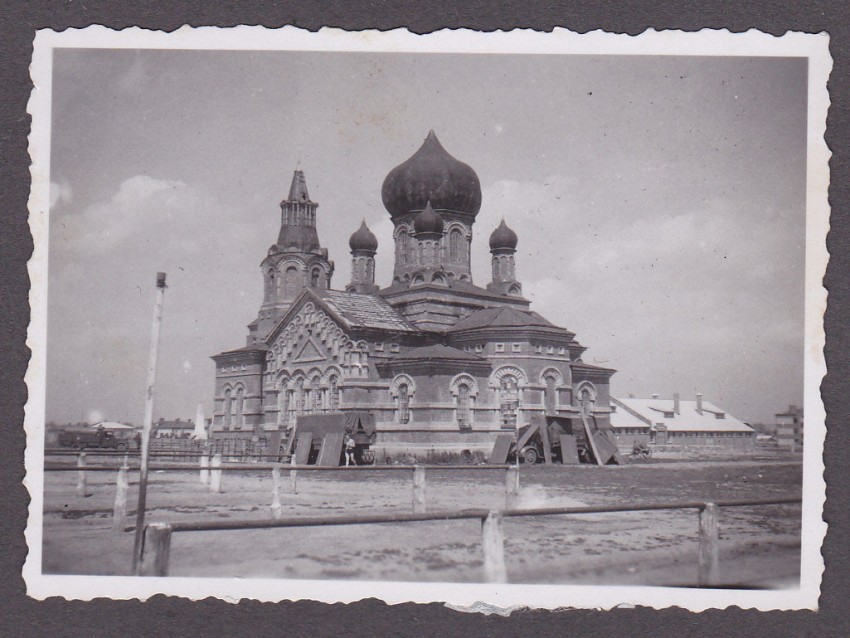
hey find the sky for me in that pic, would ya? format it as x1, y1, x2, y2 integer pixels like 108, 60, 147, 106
46, 48, 808, 426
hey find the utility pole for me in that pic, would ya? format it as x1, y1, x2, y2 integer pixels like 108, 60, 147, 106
132, 272, 167, 574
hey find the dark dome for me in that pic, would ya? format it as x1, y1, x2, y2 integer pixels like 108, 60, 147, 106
489, 219, 518, 250
382, 130, 482, 219
413, 201, 444, 235
349, 220, 378, 252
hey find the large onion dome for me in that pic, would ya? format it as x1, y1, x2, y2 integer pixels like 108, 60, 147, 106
413, 201, 445, 235
381, 130, 482, 219
349, 220, 378, 252
489, 219, 518, 251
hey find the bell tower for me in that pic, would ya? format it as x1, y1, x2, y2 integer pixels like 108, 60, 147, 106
247, 169, 334, 343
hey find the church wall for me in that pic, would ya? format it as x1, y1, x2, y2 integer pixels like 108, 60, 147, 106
212, 357, 265, 437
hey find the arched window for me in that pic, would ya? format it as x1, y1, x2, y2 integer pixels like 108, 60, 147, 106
286, 387, 296, 424
397, 230, 409, 265
457, 383, 471, 429
311, 376, 322, 413
577, 382, 597, 415
283, 266, 300, 299
311, 268, 321, 288
235, 387, 244, 428
449, 228, 464, 262
277, 382, 288, 427
544, 373, 558, 414
328, 374, 339, 411
223, 388, 232, 429
265, 270, 274, 298
294, 377, 305, 415
398, 383, 410, 424
499, 375, 519, 428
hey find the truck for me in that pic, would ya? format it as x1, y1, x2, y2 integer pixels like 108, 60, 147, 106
57, 426, 138, 451
507, 414, 623, 466
285, 411, 377, 466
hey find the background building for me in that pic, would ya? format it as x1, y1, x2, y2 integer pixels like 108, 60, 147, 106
611, 394, 755, 452
211, 131, 615, 456
775, 405, 804, 451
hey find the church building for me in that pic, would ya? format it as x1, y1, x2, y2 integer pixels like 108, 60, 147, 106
211, 131, 615, 456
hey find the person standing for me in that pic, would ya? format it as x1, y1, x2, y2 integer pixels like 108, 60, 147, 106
344, 434, 356, 466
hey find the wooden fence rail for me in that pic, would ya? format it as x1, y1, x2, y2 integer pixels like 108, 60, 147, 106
139, 497, 801, 585
49, 460, 515, 527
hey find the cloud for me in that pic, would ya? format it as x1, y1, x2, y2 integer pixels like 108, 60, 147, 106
474, 175, 804, 422
47, 175, 265, 425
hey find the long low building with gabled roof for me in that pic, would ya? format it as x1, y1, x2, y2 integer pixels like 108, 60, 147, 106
611, 394, 755, 452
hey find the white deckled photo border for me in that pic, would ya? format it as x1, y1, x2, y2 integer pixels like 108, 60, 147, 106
24, 26, 831, 611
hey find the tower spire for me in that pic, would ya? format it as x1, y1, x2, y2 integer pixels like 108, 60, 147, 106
287, 168, 310, 202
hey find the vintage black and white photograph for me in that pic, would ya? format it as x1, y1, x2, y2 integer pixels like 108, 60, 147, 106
24, 27, 830, 609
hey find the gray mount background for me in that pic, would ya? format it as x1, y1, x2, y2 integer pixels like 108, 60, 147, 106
1, 2, 847, 636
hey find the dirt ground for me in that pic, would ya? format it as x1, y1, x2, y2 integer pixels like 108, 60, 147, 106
41, 452, 803, 587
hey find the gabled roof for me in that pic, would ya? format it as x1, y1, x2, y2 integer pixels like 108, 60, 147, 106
611, 397, 753, 433
450, 305, 557, 332
317, 289, 417, 333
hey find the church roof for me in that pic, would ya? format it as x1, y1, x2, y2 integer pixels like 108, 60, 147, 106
380, 277, 529, 305
349, 220, 378, 252
317, 289, 416, 332
489, 219, 518, 251
449, 305, 558, 332
381, 130, 482, 219
394, 343, 485, 362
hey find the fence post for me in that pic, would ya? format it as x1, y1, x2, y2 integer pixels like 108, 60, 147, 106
412, 465, 427, 514
209, 453, 222, 493
199, 454, 210, 485
504, 466, 519, 510
289, 454, 297, 493
112, 460, 130, 531
76, 451, 88, 498
271, 465, 282, 519
698, 502, 720, 586
481, 511, 507, 583
143, 523, 173, 577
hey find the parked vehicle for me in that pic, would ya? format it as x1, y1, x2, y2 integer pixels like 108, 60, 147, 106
629, 441, 652, 459
57, 426, 137, 451
285, 411, 377, 465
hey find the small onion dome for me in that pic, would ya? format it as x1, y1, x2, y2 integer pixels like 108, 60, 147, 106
381, 130, 482, 219
413, 201, 445, 235
349, 220, 378, 252
489, 219, 518, 251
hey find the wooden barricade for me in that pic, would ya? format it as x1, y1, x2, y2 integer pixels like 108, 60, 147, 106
316, 432, 344, 467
